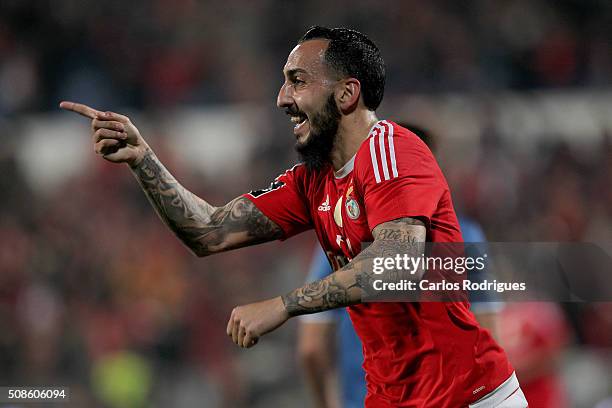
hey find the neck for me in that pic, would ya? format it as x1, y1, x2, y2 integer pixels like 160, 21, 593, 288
330, 110, 379, 171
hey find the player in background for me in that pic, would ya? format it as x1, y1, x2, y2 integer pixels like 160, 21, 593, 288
298, 124, 502, 408
61, 26, 526, 407
298, 245, 364, 408
402, 123, 502, 335
498, 303, 570, 408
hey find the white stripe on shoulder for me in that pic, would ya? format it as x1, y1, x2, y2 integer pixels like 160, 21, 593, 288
377, 124, 390, 180
382, 120, 398, 178
369, 130, 381, 183
367, 120, 381, 138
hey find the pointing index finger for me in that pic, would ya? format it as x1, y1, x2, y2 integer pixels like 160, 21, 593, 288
59, 101, 102, 119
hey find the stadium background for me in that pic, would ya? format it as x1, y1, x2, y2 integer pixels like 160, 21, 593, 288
0, 0, 611, 407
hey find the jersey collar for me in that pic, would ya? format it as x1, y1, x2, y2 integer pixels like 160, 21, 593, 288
333, 119, 384, 179
334, 155, 356, 179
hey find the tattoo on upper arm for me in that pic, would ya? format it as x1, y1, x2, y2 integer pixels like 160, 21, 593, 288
205, 197, 283, 253
132, 149, 282, 256
282, 217, 426, 316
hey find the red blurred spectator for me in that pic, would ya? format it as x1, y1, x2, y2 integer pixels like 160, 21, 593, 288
499, 302, 571, 408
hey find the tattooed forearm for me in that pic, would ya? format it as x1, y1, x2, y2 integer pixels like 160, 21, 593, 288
282, 217, 426, 316
130, 148, 282, 256
282, 274, 353, 315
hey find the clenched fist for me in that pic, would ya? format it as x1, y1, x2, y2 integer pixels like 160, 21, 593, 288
227, 297, 290, 348
59, 101, 148, 166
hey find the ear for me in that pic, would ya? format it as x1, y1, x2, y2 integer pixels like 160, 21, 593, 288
335, 78, 361, 114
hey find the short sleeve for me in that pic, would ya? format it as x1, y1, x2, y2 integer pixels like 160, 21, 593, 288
355, 121, 446, 230
242, 164, 313, 240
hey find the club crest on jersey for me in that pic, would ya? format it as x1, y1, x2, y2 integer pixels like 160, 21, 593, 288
318, 195, 331, 212
345, 197, 360, 220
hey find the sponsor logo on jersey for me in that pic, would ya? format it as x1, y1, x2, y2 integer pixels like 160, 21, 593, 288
345, 197, 360, 220
326, 250, 349, 270
318, 195, 331, 212
472, 385, 485, 395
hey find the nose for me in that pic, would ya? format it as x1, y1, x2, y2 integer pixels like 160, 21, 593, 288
277, 82, 293, 109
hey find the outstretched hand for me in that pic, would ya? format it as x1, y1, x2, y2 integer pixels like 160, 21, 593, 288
59, 101, 147, 165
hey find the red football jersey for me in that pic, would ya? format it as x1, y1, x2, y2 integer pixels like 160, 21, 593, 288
243, 120, 513, 407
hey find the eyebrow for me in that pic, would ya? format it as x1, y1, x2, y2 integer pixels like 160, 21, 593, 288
284, 68, 308, 77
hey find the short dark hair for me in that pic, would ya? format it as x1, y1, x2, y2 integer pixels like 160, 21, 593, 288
299, 26, 386, 111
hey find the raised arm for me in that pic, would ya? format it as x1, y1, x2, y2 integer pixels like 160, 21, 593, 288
226, 217, 426, 348
131, 149, 282, 256
60, 101, 282, 257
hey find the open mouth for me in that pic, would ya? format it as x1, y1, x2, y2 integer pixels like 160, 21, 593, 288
289, 114, 309, 138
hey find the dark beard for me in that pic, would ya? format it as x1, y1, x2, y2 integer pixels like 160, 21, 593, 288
295, 94, 341, 172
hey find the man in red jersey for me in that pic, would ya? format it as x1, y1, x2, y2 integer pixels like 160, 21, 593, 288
61, 26, 526, 407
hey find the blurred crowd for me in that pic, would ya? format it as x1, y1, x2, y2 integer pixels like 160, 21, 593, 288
0, 1, 611, 407
1, 0, 612, 114
0, 127, 315, 407
1, 111, 611, 408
